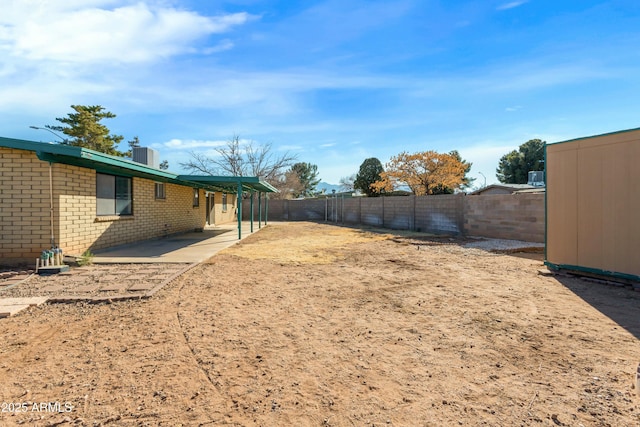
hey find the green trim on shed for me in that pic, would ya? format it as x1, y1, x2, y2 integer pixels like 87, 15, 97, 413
545, 261, 640, 284
548, 126, 640, 146
544, 143, 548, 261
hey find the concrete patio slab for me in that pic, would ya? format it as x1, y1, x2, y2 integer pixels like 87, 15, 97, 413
73, 284, 100, 292
0, 297, 48, 306
92, 222, 262, 264
127, 282, 157, 292
0, 297, 48, 318
0, 305, 30, 318
0, 224, 269, 313
99, 283, 130, 292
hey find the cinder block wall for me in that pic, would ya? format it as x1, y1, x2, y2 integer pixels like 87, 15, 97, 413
342, 198, 361, 224
243, 193, 545, 242
264, 197, 287, 220
360, 198, 383, 226
285, 199, 326, 221
463, 194, 544, 242
382, 196, 412, 230
415, 194, 465, 235
0, 148, 52, 264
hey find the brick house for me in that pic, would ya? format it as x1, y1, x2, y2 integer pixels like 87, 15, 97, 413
0, 137, 276, 265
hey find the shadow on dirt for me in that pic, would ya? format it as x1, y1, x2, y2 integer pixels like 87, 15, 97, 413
554, 274, 640, 341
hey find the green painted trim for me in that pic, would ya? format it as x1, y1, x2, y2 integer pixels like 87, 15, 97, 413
544, 261, 640, 283
1, 137, 178, 180
1, 136, 84, 157
180, 175, 278, 193
38, 152, 170, 179
548, 126, 640, 146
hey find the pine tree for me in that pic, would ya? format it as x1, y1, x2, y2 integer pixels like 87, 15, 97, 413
47, 105, 125, 156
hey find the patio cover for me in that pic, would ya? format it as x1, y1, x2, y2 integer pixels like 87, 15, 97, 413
178, 175, 278, 239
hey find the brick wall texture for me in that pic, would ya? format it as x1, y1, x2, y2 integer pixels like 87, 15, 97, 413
0, 148, 51, 262
1, 147, 208, 264
243, 193, 545, 243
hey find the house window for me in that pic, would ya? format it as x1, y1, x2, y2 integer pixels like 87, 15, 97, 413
193, 188, 200, 207
97, 173, 132, 216
155, 183, 166, 199
222, 193, 228, 212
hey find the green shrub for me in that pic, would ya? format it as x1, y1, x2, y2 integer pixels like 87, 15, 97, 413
77, 249, 94, 266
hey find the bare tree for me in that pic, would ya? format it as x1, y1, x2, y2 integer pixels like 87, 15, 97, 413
339, 174, 356, 192
181, 135, 297, 179
269, 169, 305, 199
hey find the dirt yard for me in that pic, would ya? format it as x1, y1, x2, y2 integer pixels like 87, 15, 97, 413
1, 222, 638, 426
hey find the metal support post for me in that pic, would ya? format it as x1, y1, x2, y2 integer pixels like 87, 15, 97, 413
258, 192, 262, 228
265, 193, 269, 225
237, 181, 243, 239
250, 190, 254, 233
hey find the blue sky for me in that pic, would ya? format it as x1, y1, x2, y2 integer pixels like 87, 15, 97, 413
2, 0, 639, 187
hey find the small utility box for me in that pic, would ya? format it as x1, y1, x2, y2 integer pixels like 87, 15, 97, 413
545, 128, 640, 282
37, 265, 70, 275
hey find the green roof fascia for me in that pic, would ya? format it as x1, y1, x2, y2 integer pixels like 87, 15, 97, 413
178, 175, 279, 193
0, 136, 216, 190
1, 136, 85, 158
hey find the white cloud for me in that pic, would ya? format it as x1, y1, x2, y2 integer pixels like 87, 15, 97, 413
496, 1, 528, 11
279, 145, 304, 151
481, 63, 610, 93
100, 67, 399, 117
162, 139, 227, 149
320, 143, 336, 148
0, 1, 256, 64
505, 105, 522, 112
407, 61, 614, 99
202, 40, 235, 55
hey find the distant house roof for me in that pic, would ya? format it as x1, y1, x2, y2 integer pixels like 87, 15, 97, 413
468, 184, 540, 195
513, 187, 545, 194
0, 137, 277, 193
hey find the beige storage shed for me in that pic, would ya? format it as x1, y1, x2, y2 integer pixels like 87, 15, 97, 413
545, 128, 640, 282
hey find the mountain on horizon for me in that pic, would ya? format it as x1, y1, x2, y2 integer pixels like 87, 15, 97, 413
315, 181, 342, 194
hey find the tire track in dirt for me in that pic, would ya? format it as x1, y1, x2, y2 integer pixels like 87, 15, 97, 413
175, 276, 230, 400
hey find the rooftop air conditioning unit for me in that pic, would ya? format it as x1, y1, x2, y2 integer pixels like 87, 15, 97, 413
132, 147, 160, 169
528, 171, 545, 187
